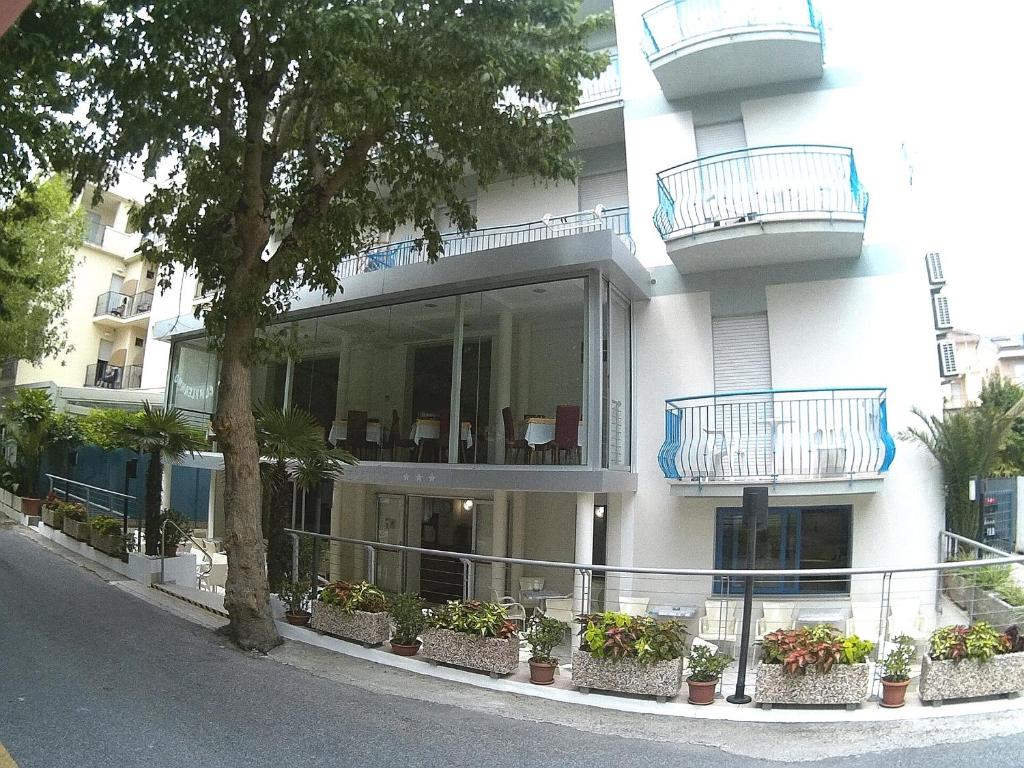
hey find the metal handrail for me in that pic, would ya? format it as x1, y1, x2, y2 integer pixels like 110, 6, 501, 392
286, 527, 1024, 579
159, 517, 214, 587
46, 474, 134, 500
666, 386, 886, 406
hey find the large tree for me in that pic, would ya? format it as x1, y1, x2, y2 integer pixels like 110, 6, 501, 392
0, 177, 84, 363
81, 0, 605, 650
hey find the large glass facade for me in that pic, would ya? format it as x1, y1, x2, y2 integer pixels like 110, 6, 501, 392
168, 338, 218, 418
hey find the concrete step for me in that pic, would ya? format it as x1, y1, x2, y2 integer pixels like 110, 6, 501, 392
152, 582, 228, 618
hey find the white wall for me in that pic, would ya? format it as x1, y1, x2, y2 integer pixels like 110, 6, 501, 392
475, 177, 579, 229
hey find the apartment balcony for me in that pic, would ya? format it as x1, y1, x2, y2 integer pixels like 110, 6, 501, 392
84, 363, 144, 390
658, 387, 895, 498
93, 290, 154, 329
654, 144, 868, 274
336, 206, 634, 280
641, 0, 824, 99
83, 219, 143, 260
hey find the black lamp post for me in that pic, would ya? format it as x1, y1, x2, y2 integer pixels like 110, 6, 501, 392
727, 485, 769, 705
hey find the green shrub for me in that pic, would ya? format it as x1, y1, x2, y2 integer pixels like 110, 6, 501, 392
929, 622, 1008, 662
387, 592, 427, 645
278, 579, 311, 614
427, 599, 518, 639
881, 635, 916, 682
579, 611, 688, 664
317, 581, 388, 614
60, 502, 87, 522
995, 581, 1024, 607
525, 614, 568, 664
761, 625, 874, 675
963, 564, 1013, 592
89, 516, 122, 537
687, 644, 733, 682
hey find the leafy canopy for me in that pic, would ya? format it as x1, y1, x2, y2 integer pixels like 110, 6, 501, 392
82, 0, 608, 354
0, 176, 84, 361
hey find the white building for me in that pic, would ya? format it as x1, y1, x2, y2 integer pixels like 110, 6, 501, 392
1, 174, 176, 414
163, 0, 944, 612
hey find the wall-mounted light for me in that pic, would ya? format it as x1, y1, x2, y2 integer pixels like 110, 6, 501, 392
462, 499, 474, 512
595, 506, 605, 519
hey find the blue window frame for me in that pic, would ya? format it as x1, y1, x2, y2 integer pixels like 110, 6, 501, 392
714, 505, 852, 595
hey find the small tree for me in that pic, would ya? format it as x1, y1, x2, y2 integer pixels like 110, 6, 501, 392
0, 388, 80, 498
81, 0, 606, 651
979, 374, 1024, 476
255, 406, 354, 589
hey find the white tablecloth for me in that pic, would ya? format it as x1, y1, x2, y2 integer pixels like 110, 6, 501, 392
329, 421, 383, 445
522, 418, 584, 448
409, 419, 473, 449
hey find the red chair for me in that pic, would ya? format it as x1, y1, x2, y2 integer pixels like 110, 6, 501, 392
502, 407, 531, 464
388, 410, 416, 462
345, 410, 368, 460
552, 404, 581, 465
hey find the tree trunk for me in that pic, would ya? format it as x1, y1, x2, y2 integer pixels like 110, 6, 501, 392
144, 449, 162, 556
215, 312, 281, 652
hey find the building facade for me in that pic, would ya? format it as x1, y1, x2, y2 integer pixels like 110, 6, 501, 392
164, 0, 945, 611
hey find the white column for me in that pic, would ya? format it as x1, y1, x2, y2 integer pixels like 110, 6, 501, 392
510, 491, 527, 591
160, 462, 172, 511
206, 470, 217, 537
448, 296, 465, 462
573, 492, 595, 615
515, 321, 531, 421
351, 484, 368, 580
490, 490, 509, 597
493, 311, 513, 463
282, 356, 295, 409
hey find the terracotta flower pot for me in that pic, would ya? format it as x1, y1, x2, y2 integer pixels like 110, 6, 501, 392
880, 678, 910, 708
20, 497, 42, 516
285, 611, 311, 626
390, 640, 422, 657
529, 660, 558, 685
687, 678, 718, 705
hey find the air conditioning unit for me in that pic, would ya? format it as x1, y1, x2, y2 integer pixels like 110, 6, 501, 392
932, 294, 952, 331
925, 252, 945, 287
938, 340, 959, 377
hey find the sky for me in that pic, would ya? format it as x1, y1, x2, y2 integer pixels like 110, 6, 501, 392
819, 0, 1024, 336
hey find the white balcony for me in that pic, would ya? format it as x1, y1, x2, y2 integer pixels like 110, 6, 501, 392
654, 144, 867, 274
83, 221, 143, 260
642, 0, 824, 100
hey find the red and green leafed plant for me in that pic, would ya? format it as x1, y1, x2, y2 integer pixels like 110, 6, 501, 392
928, 622, 1015, 662
579, 612, 688, 664
761, 625, 873, 675
317, 581, 387, 614
427, 600, 519, 639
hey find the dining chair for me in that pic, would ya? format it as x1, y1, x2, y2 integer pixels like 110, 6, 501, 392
699, 599, 740, 652
388, 409, 416, 462
550, 404, 582, 465
755, 601, 797, 637
501, 407, 531, 464
542, 597, 576, 627
617, 596, 650, 616
346, 410, 369, 460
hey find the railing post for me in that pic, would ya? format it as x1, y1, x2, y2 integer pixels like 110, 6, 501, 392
364, 545, 377, 585
460, 558, 474, 601
159, 519, 166, 583
309, 537, 321, 603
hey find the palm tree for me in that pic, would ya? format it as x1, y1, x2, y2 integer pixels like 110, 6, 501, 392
255, 406, 355, 589
902, 396, 1024, 538
122, 403, 205, 555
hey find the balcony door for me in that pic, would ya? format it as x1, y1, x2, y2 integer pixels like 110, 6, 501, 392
711, 313, 773, 479
694, 120, 750, 225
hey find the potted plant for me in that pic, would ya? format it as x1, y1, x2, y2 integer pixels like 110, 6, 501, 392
159, 508, 193, 557
879, 635, 916, 708
60, 502, 91, 542
310, 580, 390, 646
686, 644, 733, 705
278, 579, 312, 626
90, 515, 127, 559
40, 492, 63, 528
421, 600, 520, 676
919, 622, 1024, 705
572, 612, 688, 702
387, 592, 427, 656
525, 614, 568, 685
755, 625, 874, 710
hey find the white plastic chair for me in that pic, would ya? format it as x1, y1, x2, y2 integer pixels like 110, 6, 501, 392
618, 596, 650, 616
887, 599, 927, 643
848, 600, 885, 641
494, 595, 528, 630
755, 601, 796, 637
699, 599, 740, 646
542, 597, 576, 626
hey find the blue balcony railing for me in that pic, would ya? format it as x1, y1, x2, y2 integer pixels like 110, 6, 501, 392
653, 144, 868, 240
658, 387, 896, 482
337, 206, 634, 280
642, 0, 824, 60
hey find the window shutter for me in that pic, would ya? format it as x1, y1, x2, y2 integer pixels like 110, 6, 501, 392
712, 314, 772, 393
938, 341, 958, 377
695, 120, 748, 158
578, 170, 629, 212
925, 252, 945, 286
932, 294, 952, 330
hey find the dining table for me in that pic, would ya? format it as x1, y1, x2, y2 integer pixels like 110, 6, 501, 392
522, 417, 585, 448
328, 420, 383, 446
409, 418, 474, 448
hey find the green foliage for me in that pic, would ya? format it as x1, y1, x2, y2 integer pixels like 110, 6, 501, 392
525, 614, 568, 664
318, 581, 388, 615
929, 622, 1010, 662
159, 508, 194, 555
761, 625, 874, 675
80, 408, 142, 451
89, 516, 122, 537
277, 579, 311, 614
387, 592, 428, 646
427, 600, 518, 640
995, 581, 1024, 608
0, 389, 81, 497
980, 373, 1024, 476
61, 502, 87, 522
686, 645, 733, 683
901, 396, 1024, 537
881, 635, 916, 682
579, 612, 688, 664
0, 177, 85, 362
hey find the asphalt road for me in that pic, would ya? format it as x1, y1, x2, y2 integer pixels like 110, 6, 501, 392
3, 523, 1024, 768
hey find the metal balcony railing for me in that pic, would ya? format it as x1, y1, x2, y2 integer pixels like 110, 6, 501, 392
642, 0, 824, 59
337, 206, 633, 279
84, 217, 106, 247
84, 363, 144, 390
658, 387, 896, 482
94, 290, 154, 319
653, 144, 868, 239
578, 54, 621, 107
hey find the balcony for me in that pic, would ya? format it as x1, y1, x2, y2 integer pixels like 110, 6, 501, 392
641, 0, 824, 99
336, 206, 633, 280
658, 387, 895, 497
93, 290, 154, 328
84, 363, 144, 390
83, 220, 143, 260
654, 144, 867, 273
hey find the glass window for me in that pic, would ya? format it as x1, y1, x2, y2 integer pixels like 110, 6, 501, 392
168, 339, 218, 417
714, 506, 852, 595
602, 281, 631, 469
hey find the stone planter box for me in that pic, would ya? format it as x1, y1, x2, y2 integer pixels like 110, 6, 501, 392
754, 663, 871, 710
971, 590, 1024, 630
41, 506, 63, 529
62, 517, 92, 543
919, 652, 1024, 704
420, 628, 520, 676
571, 651, 684, 702
309, 601, 390, 646
943, 571, 976, 611
92, 531, 125, 559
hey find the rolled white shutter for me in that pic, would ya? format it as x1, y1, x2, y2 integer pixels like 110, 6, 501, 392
695, 120, 748, 158
578, 170, 628, 211
712, 314, 772, 393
